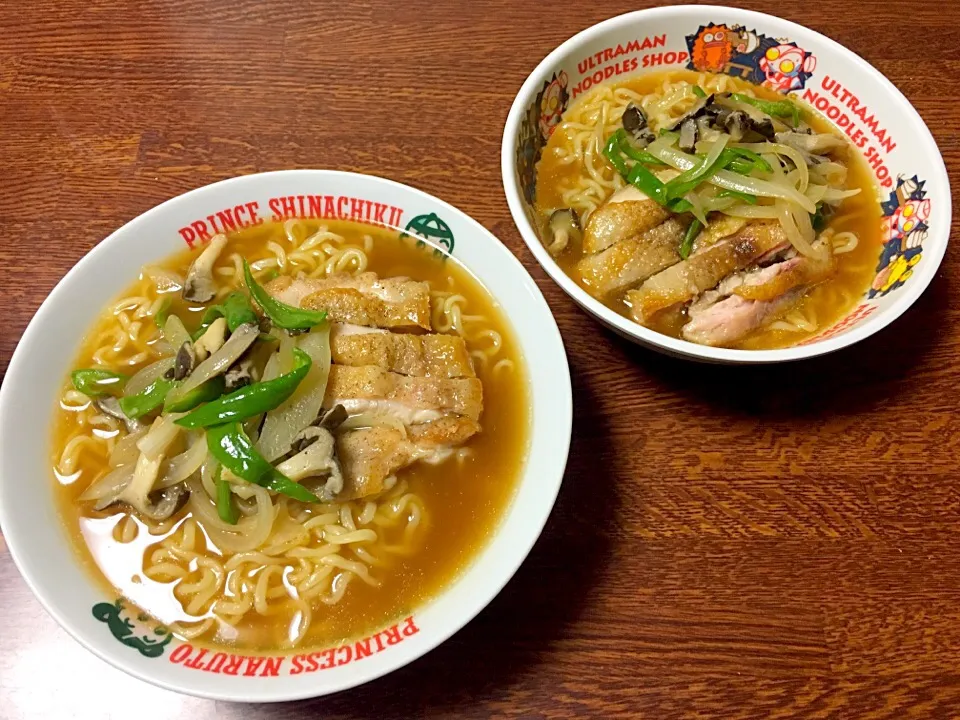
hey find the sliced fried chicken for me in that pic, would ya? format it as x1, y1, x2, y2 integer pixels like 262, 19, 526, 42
266, 272, 432, 330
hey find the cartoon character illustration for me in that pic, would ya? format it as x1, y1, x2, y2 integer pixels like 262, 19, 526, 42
92, 599, 173, 658
686, 24, 816, 92
516, 100, 542, 204
870, 176, 930, 298
538, 71, 569, 139
691, 25, 737, 73
758, 44, 817, 92
516, 71, 571, 205
401, 212, 455, 257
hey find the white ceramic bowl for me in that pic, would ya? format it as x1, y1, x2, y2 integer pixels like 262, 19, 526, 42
502, 5, 950, 363
0, 170, 572, 701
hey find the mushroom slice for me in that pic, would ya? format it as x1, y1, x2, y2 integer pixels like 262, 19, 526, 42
140, 483, 190, 521
621, 103, 655, 146
668, 94, 711, 133
678, 118, 699, 153
775, 131, 846, 156
96, 417, 188, 520
174, 341, 197, 381
224, 357, 256, 391
94, 396, 144, 434
182, 233, 228, 303
276, 425, 345, 501
165, 322, 259, 405
317, 404, 348, 431
194, 317, 227, 362
546, 209, 582, 256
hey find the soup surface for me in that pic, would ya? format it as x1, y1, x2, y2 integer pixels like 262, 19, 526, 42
535, 69, 884, 350
53, 219, 529, 651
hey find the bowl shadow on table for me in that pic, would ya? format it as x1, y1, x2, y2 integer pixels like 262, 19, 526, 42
258, 375, 619, 718
617, 271, 951, 418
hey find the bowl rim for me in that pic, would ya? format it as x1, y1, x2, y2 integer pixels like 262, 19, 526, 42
0, 169, 573, 702
501, 4, 952, 364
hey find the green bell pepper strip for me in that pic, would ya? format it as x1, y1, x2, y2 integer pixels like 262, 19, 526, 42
163, 376, 226, 413
612, 129, 666, 166
243, 261, 327, 331
603, 132, 629, 176
717, 189, 758, 205
664, 149, 733, 202
724, 147, 772, 173
119, 378, 175, 418
692, 85, 707, 98
206, 422, 319, 503
626, 162, 669, 205
811, 203, 828, 232
729, 93, 801, 127
679, 218, 703, 260
196, 291, 259, 338
71, 369, 128, 397
176, 348, 311, 428
214, 465, 239, 525
154, 298, 172, 329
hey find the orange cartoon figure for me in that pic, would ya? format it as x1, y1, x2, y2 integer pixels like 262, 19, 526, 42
758, 44, 817, 92
691, 25, 735, 73
538, 71, 569, 139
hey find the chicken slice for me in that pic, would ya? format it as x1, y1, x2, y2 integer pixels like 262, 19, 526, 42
323, 365, 483, 422
576, 218, 686, 297
723, 244, 836, 302
582, 187, 673, 254
336, 416, 481, 499
682, 289, 805, 347
627, 221, 790, 324
331, 324, 475, 378
266, 272, 432, 330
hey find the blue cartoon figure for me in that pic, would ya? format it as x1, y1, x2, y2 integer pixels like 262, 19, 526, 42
870, 176, 930, 298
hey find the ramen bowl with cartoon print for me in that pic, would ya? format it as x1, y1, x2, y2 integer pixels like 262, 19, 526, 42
0, 171, 572, 701
502, 5, 950, 363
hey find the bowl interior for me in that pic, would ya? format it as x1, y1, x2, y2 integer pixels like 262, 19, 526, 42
0, 170, 571, 701
504, 5, 950, 362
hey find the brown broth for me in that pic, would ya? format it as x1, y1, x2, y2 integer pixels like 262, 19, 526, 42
535, 69, 884, 350
52, 220, 529, 651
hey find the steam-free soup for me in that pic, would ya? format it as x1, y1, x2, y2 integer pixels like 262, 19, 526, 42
53, 219, 528, 651
535, 69, 883, 350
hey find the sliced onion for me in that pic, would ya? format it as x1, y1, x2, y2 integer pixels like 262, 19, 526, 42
156, 433, 207, 489
186, 477, 276, 553
257, 324, 332, 462
805, 184, 828, 204
647, 142, 816, 214
144, 266, 184, 293
712, 169, 816, 213
125, 357, 175, 396
109, 427, 148, 467
136, 415, 181, 460
165, 322, 259, 404
79, 464, 135, 504
162, 314, 191, 350
822, 187, 862, 204
777, 199, 818, 258
700, 194, 738, 213
732, 142, 810, 192
809, 161, 848, 186
724, 203, 781, 219
684, 190, 709, 226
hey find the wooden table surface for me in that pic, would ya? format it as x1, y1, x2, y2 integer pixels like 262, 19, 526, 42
2, 1, 959, 717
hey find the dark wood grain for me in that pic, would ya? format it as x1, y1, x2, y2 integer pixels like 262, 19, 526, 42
2, 0, 960, 717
